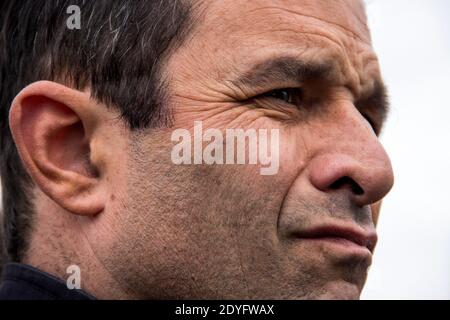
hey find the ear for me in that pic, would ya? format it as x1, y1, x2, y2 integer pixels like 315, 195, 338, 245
9, 81, 107, 216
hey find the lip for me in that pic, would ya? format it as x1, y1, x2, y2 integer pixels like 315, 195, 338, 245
293, 223, 378, 253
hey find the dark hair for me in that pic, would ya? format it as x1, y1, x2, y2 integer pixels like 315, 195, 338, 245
0, 0, 194, 263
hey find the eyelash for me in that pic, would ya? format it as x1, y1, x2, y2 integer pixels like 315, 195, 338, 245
255, 88, 379, 135
363, 115, 379, 135
259, 88, 304, 106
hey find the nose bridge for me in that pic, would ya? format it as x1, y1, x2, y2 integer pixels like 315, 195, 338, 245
307, 101, 394, 206
310, 100, 378, 163
334, 103, 382, 162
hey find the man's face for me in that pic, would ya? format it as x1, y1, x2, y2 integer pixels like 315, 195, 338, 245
93, 0, 394, 299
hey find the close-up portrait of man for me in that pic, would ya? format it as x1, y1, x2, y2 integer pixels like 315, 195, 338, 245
0, 0, 397, 301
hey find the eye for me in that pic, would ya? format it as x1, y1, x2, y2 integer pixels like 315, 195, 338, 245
364, 115, 379, 135
259, 88, 303, 106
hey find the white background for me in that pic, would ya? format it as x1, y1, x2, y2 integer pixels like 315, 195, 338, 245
362, 0, 450, 299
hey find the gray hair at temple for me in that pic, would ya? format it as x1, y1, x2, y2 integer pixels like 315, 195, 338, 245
0, 0, 195, 266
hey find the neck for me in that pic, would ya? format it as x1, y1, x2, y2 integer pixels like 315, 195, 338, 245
23, 194, 136, 299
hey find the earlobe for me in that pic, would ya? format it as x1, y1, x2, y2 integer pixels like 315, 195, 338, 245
9, 81, 106, 216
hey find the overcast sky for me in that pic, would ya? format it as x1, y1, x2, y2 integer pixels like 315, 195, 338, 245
362, 0, 450, 299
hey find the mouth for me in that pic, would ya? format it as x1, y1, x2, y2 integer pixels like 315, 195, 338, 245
293, 223, 378, 254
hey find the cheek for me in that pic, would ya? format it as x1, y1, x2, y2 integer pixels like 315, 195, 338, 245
127, 117, 300, 250
277, 124, 312, 177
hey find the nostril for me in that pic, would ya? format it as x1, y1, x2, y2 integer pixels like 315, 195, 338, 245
330, 176, 364, 195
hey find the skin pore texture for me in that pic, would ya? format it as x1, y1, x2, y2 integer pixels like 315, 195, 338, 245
9, 0, 394, 299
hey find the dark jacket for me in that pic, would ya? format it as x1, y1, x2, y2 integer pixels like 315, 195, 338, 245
0, 263, 95, 300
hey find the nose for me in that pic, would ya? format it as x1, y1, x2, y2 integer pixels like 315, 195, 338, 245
307, 107, 394, 207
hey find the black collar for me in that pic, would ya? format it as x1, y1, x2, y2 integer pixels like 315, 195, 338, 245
0, 263, 96, 300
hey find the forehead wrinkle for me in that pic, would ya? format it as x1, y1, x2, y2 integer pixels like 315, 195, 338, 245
343, 0, 369, 32
195, 4, 375, 94
240, 4, 371, 45
168, 0, 380, 106
240, 28, 371, 92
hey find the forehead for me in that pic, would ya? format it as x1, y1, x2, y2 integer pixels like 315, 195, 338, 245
170, 0, 379, 97
197, 0, 370, 41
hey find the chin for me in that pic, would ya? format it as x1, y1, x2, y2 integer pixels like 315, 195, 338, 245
312, 281, 363, 300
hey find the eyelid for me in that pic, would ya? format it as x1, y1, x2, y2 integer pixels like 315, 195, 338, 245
263, 87, 303, 105
237, 78, 304, 100
361, 113, 380, 135
256, 87, 302, 99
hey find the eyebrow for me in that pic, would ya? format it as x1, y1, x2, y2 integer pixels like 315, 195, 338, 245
355, 80, 390, 134
230, 56, 389, 131
231, 56, 335, 89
